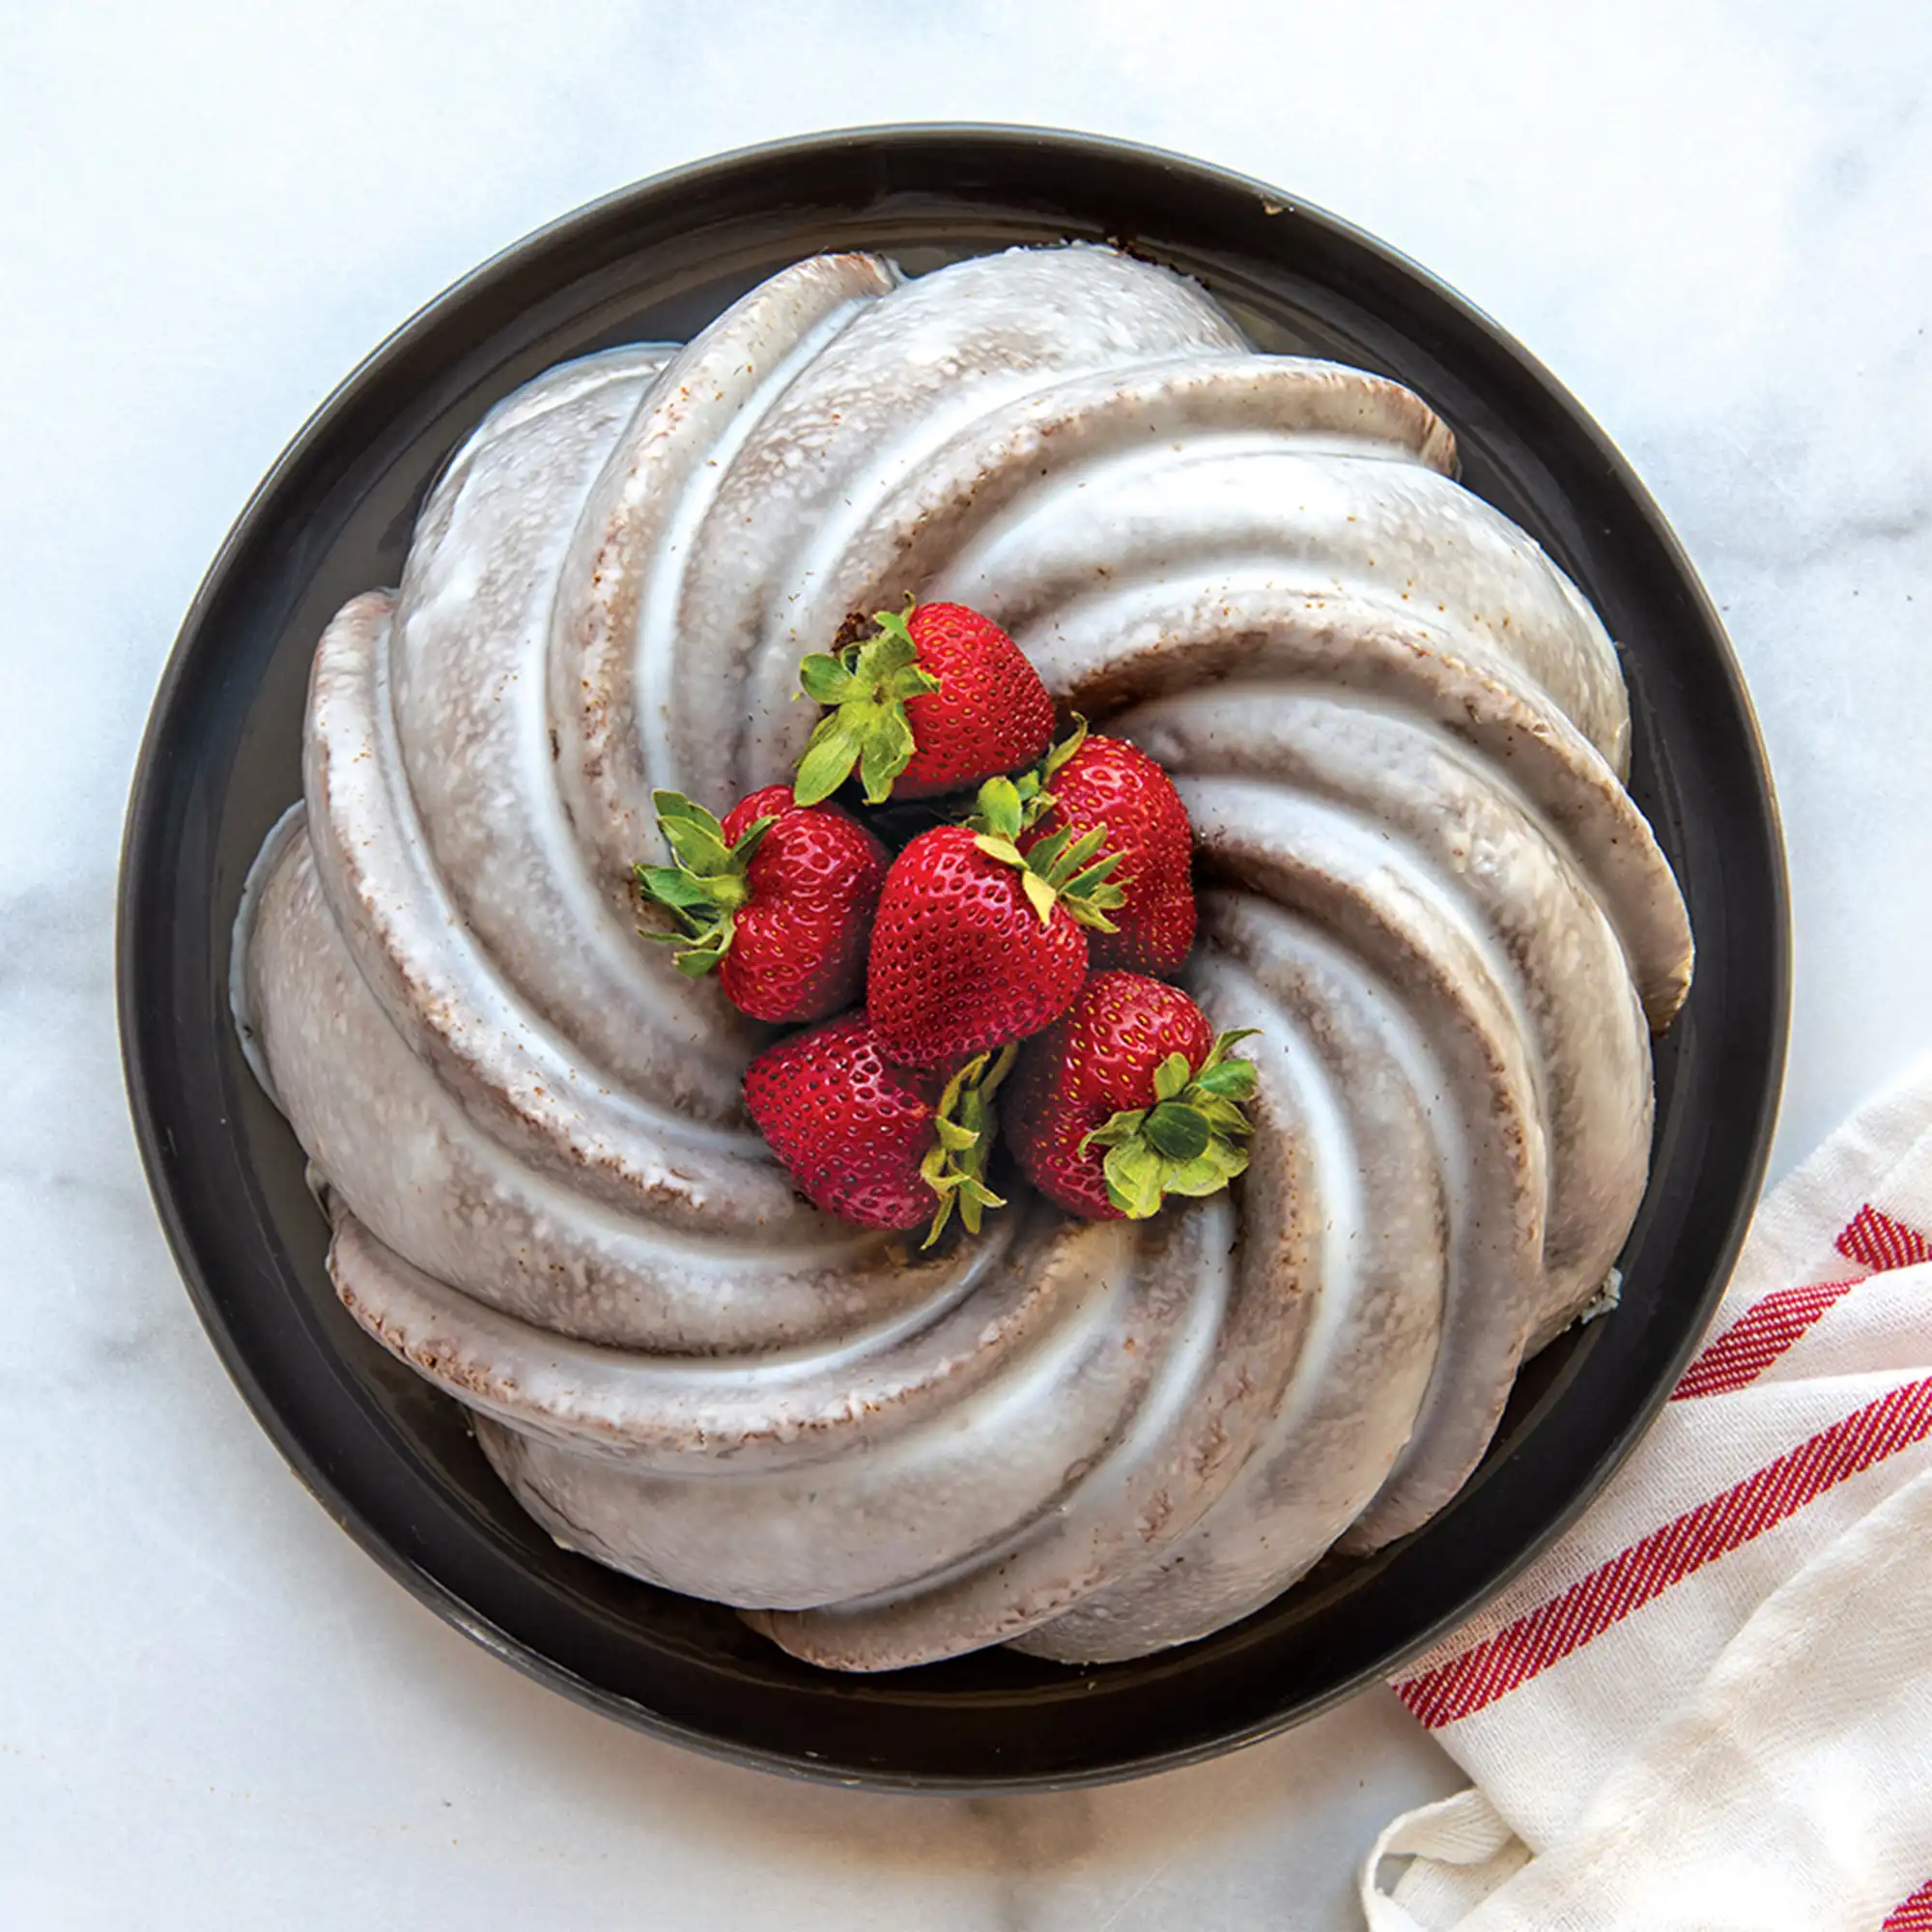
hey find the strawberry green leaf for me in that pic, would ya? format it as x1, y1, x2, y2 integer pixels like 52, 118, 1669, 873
1023, 824, 1073, 874
1003, 716, 1091, 832
634, 865, 715, 915
670, 941, 730, 978
1059, 848, 1125, 934
1102, 1142, 1165, 1219
1080, 1107, 1147, 1152
1065, 851, 1124, 895
1202, 1027, 1264, 1070
887, 663, 942, 700
1040, 822, 1125, 933
1195, 1058, 1258, 1101
1021, 870, 1058, 927
789, 599, 943, 807
1062, 904, 1120, 935
1044, 822, 1109, 883
1143, 1100, 1211, 1162
797, 652, 858, 704
653, 789, 724, 834
792, 717, 865, 808
1059, 849, 1124, 902
1152, 1052, 1192, 1102
1164, 1143, 1251, 1196
919, 1044, 1016, 1248
728, 814, 778, 865
857, 707, 918, 805
972, 834, 1027, 868
932, 1116, 979, 1152
1195, 1095, 1256, 1137
634, 791, 775, 975
1041, 715, 1089, 781
864, 604, 924, 675
969, 775, 1026, 844
652, 790, 738, 876
955, 1176, 1005, 1236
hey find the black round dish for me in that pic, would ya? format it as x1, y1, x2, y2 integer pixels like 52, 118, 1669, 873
119, 126, 1787, 1792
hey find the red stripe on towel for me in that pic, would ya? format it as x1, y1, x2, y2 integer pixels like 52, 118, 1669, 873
1881, 1878, 1932, 1931
1671, 1279, 1862, 1400
1837, 1205, 1932, 1274
1395, 1377, 1932, 1728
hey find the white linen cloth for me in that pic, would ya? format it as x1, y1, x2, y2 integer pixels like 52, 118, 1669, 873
1361, 1066, 1932, 1931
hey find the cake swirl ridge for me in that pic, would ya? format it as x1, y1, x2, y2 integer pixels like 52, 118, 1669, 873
235, 242, 1691, 1669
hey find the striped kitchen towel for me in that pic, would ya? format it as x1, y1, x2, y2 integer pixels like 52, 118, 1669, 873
1361, 1065, 1932, 1931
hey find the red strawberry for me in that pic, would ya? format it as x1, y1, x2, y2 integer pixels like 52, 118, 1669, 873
635, 785, 888, 1022
790, 597, 1055, 806
1009, 972, 1259, 1221
1020, 725, 1196, 976
867, 776, 1127, 1067
743, 1012, 1012, 1242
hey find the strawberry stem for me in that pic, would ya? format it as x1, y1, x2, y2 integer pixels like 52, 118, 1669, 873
633, 789, 778, 977
966, 776, 1127, 931
791, 596, 944, 807
920, 1043, 1016, 1247
1079, 1029, 1262, 1218
1005, 714, 1089, 831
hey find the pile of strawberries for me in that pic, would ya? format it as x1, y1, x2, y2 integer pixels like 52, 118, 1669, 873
638, 598, 1258, 1245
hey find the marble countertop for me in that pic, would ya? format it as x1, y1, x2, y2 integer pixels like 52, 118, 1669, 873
6, 2, 1928, 1924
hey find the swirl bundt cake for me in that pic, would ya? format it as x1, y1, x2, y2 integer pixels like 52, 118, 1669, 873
232, 242, 1692, 1670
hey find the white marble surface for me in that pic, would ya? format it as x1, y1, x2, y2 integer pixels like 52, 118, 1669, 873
4, 2, 1929, 1924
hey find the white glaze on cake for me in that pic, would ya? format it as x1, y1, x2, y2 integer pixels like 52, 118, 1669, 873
233, 243, 1692, 1669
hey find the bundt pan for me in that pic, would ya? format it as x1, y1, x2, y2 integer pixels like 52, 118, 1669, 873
119, 127, 1787, 1789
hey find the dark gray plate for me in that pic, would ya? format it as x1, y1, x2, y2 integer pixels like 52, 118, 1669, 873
118, 126, 1787, 1791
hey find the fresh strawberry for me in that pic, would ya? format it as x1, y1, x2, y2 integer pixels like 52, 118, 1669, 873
1009, 972, 1259, 1220
790, 597, 1055, 807
743, 1012, 1013, 1243
635, 786, 888, 1022
867, 776, 1126, 1066
1020, 724, 1196, 976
